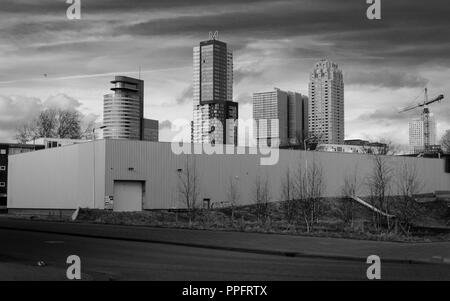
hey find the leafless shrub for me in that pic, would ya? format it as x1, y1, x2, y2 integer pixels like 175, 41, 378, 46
227, 176, 240, 222
280, 166, 296, 223
338, 167, 360, 227
294, 157, 325, 232
253, 173, 270, 224
177, 155, 200, 223
366, 154, 394, 232
393, 159, 423, 235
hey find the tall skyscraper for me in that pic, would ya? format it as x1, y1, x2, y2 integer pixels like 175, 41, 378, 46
309, 59, 344, 144
192, 37, 238, 146
409, 115, 437, 154
253, 88, 308, 147
103, 76, 158, 141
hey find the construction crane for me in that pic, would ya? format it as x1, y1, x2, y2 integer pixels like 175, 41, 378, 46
399, 88, 444, 153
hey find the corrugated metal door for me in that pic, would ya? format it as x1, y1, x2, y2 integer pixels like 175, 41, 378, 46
113, 181, 143, 212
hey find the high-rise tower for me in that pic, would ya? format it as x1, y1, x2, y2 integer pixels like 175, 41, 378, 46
103, 76, 158, 141
409, 115, 437, 154
308, 59, 344, 144
192, 37, 238, 146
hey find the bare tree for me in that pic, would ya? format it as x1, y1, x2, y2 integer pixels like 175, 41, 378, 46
57, 109, 82, 139
253, 173, 270, 224
378, 138, 402, 156
280, 166, 296, 223
15, 122, 39, 144
338, 167, 360, 227
226, 176, 240, 221
303, 131, 325, 151
81, 119, 97, 140
294, 161, 311, 231
440, 129, 450, 153
35, 109, 58, 138
307, 159, 325, 225
16, 108, 84, 142
177, 155, 200, 222
366, 154, 394, 231
394, 160, 423, 235
293, 158, 325, 232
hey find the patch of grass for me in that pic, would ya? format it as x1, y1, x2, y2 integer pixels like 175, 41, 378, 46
73, 198, 450, 242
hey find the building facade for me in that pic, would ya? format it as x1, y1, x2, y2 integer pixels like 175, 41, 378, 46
288, 91, 309, 146
7, 140, 450, 213
409, 115, 437, 154
253, 88, 308, 147
30, 138, 90, 149
192, 38, 238, 145
309, 59, 344, 144
103, 76, 159, 141
142, 119, 159, 142
318, 141, 387, 155
0, 143, 44, 211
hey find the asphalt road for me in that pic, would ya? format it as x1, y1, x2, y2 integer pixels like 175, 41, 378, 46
0, 228, 449, 281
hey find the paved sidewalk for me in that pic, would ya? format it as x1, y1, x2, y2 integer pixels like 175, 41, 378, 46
0, 216, 449, 265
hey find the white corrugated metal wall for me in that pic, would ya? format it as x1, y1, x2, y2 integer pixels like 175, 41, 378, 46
104, 140, 450, 210
8, 140, 450, 210
8, 141, 105, 210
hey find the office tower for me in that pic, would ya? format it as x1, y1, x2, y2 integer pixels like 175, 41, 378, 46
409, 115, 437, 154
309, 59, 344, 144
103, 76, 158, 141
192, 37, 238, 146
288, 91, 309, 146
253, 88, 308, 147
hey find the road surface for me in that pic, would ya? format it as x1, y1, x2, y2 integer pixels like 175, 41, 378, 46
0, 227, 449, 280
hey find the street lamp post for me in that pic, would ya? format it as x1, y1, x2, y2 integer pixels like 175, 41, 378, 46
92, 125, 106, 209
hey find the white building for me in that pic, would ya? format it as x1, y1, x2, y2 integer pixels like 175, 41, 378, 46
309, 59, 344, 144
7, 140, 450, 215
409, 115, 437, 154
316, 143, 386, 155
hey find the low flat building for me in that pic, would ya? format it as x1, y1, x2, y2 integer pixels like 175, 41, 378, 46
7, 140, 450, 215
30, 138, 90, 149
0, 143, 44, 211
317, 140, 388, 154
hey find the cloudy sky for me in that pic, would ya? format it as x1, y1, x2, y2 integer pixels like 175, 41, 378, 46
0, 0, 449, 147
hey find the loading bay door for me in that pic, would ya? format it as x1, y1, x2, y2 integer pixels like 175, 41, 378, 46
113, 181, 143, 212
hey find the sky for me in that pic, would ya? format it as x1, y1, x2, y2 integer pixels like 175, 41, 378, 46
0, 0, 449, 147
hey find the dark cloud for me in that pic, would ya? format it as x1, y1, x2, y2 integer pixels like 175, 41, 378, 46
1, 0, 449, 143
0, 0, 278, 14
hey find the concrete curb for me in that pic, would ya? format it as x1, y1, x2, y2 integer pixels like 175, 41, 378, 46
0, 222, 444, 266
